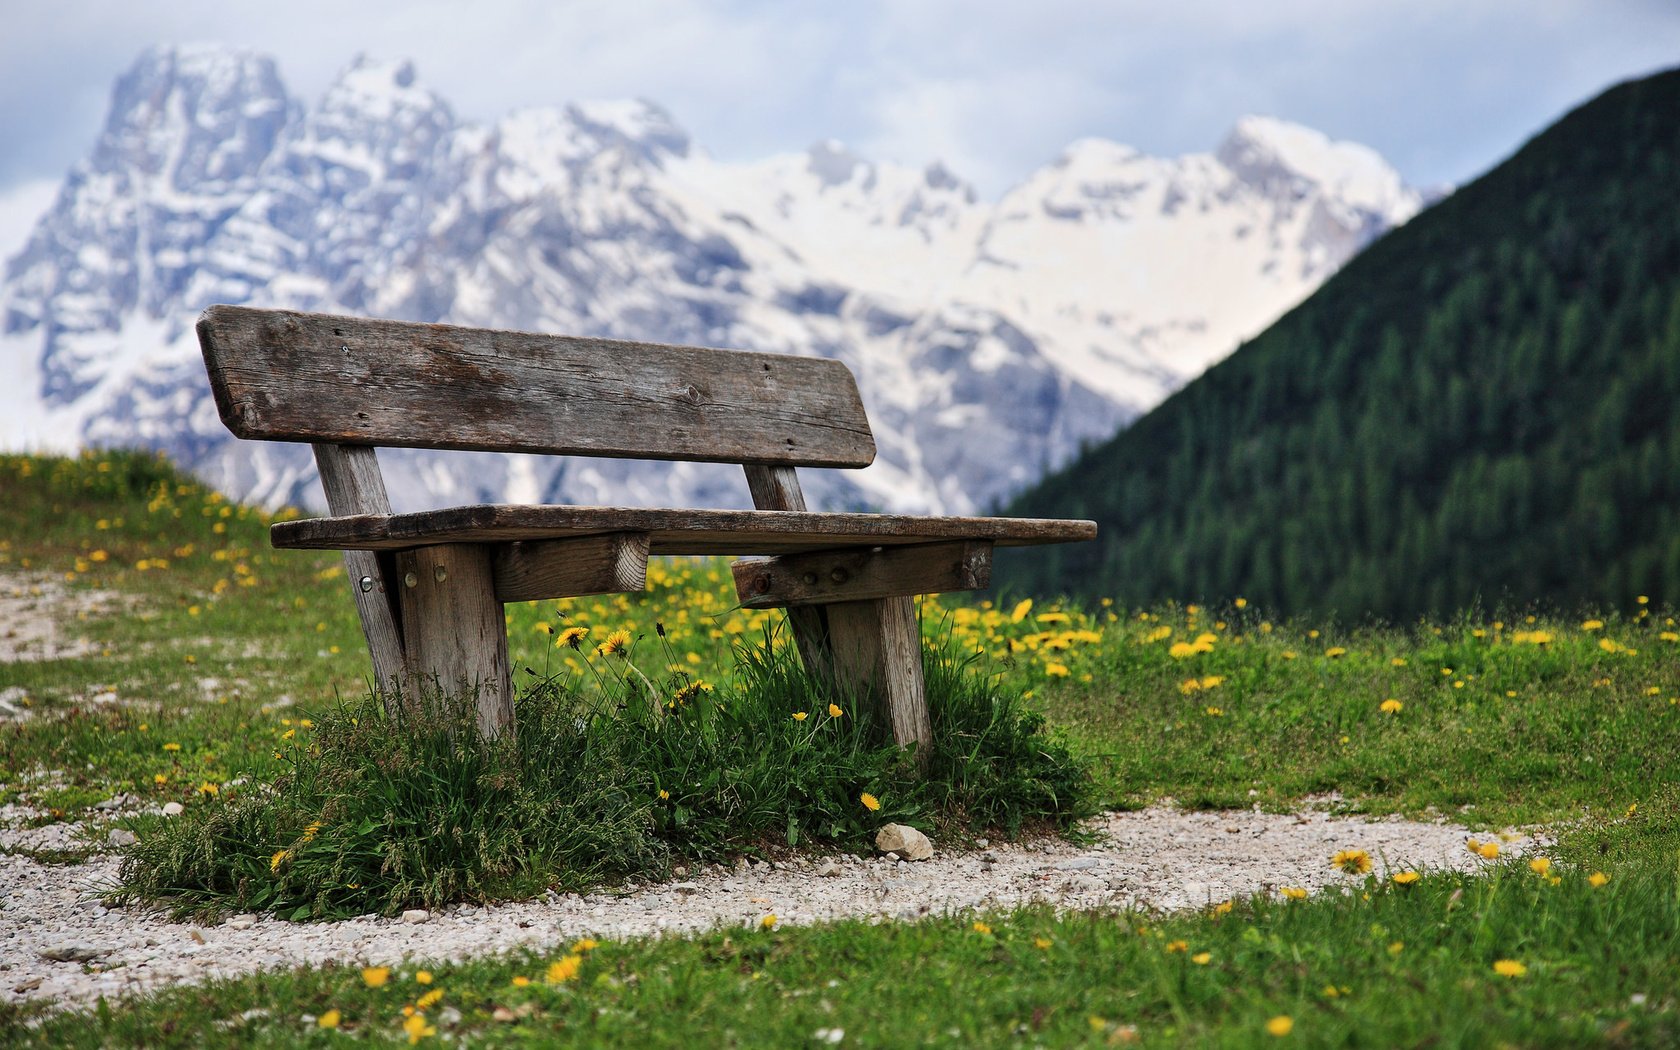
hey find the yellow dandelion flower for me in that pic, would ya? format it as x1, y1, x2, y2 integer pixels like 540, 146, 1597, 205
1325, 646, 1347, 658
828, 703, 843, 718
417, 989, 443, 1009
1034, 936, 1053, 950
1331, 849, 1372, 875
1281, 886, 1308, 901
153, 773, 168, 785
546, 954, 583, 983
1388, 941, 1404, 955
1010, 598, 1033, 623
973, 921, 993, 935
1581, 619, 1604, 631
1492, 959, 1527, 977
1234, 597, 1248, 608
198, 781, 219, 797
571, 938, 599, 952
658, 789, 669, 800
1213, 900, 1234, 916
1266, 1015, 1294, 1037
1191, 951, 1212, 965
403, 1013, 436, 1044
1164, 939, 1188, 953
414, 970, 432, 985
760, 914, 777, 929
594, 629, 632, 657
1588, 871, 1610, 887
1477, 841, 1500, 860
269, 849, 290, 872
1045, 662, 1070, 677
162, 742, 182, 752
1380, 698, 1403, 714
511, 975, 531, 987
362, 966, 391, 987
318, 1009, 341, 1029
861, 792, 881, 812
556, 626, 589, 650
1391, 871, 1420, 886
1528, 857, 1551, 876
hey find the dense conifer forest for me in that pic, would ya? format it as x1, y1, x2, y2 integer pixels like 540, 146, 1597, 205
999, 69, 1680, 618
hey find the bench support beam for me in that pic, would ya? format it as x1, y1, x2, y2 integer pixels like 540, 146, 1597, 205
313, 444, 406, 698
743, 465, 837, 686
828, 597, 931, 753
743, 464, 932, 757
397, 544, 513, 739
732, 540, 992, 609
493, 532, 650, 604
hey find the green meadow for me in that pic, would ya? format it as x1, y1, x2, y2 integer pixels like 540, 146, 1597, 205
2, 449, 1677, 1047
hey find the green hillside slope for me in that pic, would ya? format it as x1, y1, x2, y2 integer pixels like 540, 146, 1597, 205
1000, 68, 1680, 618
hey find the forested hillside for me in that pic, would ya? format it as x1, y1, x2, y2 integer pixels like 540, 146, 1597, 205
999, 68, 1680, 618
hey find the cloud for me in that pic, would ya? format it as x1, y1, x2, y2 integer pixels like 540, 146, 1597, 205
0, 0, 1675, 196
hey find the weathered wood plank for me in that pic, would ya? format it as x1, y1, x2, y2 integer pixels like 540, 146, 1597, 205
827, 597, 931, 755
198, 305, 876, 468
741, 464, 834, 686
271, 504, 1097, 554
492, 532, 650, 603
311, 443, 405, 694
397, 544, 514, 739
743, 464, 808, 512
733, 540, 992, 608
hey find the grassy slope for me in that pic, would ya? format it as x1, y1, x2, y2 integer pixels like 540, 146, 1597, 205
3, 450, 1678, 1045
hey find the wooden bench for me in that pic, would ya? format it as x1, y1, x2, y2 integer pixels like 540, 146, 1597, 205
197, 305, 1095, 753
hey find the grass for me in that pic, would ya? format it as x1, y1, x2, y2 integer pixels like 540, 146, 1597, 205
3, 449, 1679, 1045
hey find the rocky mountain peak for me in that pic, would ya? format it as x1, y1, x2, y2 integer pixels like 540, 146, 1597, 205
0, 43, 1431, 517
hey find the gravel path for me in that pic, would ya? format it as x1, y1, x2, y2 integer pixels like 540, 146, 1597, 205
1, 805, 1537, 1011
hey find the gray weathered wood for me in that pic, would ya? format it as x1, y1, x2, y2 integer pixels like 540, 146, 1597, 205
396, 544, 514, 739
827, 597, 931, 754
492, 532, 651, 603
733, 540, 993, 609
744, 464, 808, 512
198, 306, 876, 468
311, 443, 406, 695
271, 504, 1097, 554
742, 464, 834, 686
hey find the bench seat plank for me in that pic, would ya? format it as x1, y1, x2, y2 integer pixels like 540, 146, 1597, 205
272, 504, 1096, 556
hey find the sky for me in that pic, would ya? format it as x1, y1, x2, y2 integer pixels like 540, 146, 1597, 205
1, 0, 1677, 204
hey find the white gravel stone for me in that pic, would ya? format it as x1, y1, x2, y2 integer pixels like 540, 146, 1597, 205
0, 805, 1543, 1012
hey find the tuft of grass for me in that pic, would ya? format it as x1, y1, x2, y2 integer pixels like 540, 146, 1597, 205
116, 627, 1092, 920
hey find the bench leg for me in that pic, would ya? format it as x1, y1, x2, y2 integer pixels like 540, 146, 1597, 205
396, 544, 514, 740
827, 596, 931, 754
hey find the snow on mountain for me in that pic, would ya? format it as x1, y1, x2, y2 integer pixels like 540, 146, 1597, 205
0, 45, 1426, 516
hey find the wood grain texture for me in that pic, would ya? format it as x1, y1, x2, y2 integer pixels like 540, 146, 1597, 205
396, 544, 514, 739
311, 443, 406, 694
827, 597, 931, 754
741, 464, 833, 686
743, 464, 808, 512
492, 532, 650, 603
732, 540, 993, 608
271, 504, 1097, 554
198, 305, 875, 468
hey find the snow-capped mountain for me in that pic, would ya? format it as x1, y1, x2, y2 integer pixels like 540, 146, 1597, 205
0, 45, 1425, 514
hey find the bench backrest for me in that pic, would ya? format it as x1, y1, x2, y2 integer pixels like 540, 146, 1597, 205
196, 305, 876, 468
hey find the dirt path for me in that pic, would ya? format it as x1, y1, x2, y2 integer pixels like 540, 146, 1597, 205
0, 803, 1538, 1011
